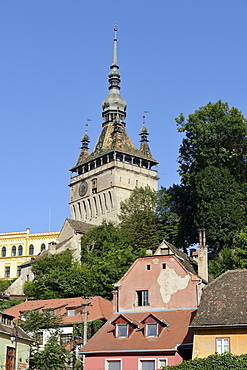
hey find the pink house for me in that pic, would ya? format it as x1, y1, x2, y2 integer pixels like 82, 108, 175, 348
82, 240, 207, 370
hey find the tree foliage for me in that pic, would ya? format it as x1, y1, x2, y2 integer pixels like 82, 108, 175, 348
119, 186, 165, 252
157, 101, 247, 253
164, 353, 247, 369
24, 249, 86, 300
18, 310, 70, 370
176, 100, 247, 185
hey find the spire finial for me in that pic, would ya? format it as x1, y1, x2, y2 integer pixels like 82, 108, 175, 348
112, 22, 118, 66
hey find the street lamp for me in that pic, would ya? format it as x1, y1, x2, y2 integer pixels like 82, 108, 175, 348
10, 323, 18, 370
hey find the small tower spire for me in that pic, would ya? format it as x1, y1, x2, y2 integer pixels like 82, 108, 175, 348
139, 114, 153, 158
76, 120, 91, 165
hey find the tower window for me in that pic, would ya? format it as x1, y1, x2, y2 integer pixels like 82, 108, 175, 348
92, 178, 97, 194
137, 290, 149, 306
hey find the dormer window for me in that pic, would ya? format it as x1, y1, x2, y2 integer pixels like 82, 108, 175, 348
67, 309, 75, 317
116, 324, 128, 337
146, 323, 158, 337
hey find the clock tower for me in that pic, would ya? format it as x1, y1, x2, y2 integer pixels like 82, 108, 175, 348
69, 27, 159, 225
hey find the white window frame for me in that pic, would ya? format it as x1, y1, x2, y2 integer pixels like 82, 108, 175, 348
138, 358, 156, 370
146, 323, 158, 337
158, 358, 168, 368
105, 358, 122, 370
116, 323, 128, 337
216, 337, 230, 354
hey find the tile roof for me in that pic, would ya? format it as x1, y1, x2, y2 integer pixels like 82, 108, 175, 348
0, 311, 33, 342
82, 309, 196, 354
4, 296, 113, 326
191, 269, 247, 327
65, 218, 96, 233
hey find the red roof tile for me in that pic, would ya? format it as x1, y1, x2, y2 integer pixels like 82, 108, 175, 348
82, 309, 196, 354
4, 296, 112, 325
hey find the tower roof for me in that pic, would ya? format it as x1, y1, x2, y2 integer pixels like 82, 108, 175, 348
71, 26, 158, 171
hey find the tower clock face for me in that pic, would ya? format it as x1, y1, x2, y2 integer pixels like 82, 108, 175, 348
79, 181, 88, 197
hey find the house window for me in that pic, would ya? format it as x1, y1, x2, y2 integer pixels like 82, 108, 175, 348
146, 264, 151, 270
137, 290, 149, 306
18, 245, 23, 256
2, 247, 6, 257
29, 244, 34, 255
60, 333, 72, 345
216, 338, 230, 354
107, 360, 121, 370
41, 243, 46, 252
116, 324, 128, 337
67, 309, 75, 317
140, 360, 155, 370
5, 266, 10, 278
146, 323, 158, 337
17, 266, 21, 277
162, 263, 166, 269
158, 359, 167, 368
12, 246, 16, 256
37, 332, 44, 345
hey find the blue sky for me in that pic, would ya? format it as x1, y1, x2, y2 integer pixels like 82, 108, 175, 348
1, 0, 247, 233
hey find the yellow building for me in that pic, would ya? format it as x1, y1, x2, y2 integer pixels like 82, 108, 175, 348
191, 270, 247, 358
0, 310, 32, 369
0, 228, 59, 280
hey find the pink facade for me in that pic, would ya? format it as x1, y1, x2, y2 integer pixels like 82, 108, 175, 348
115, 255, 200, 312
85, 352, 185, 370
83, 243, 200, 370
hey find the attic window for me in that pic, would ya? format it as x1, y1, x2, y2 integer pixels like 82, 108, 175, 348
146, 264, 151, 270
116, 324, 128, 337
146, 323, 158, 337
67, 309, 75, 317
161, 248, 169, 255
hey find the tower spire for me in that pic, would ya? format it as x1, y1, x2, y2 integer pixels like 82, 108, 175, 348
102, 24, 127, 125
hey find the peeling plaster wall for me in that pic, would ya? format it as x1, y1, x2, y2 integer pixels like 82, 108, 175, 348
117, 256, 199, 312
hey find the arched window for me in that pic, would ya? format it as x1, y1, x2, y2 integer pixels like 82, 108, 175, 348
41, 244, 46, 252
18, 245, 23, 256
29, 245, 34, 255
2, 247, 6, 257
12, 246, 16, 256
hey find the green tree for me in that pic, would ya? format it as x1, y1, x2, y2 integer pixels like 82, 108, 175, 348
18, 310, 70, 370
159, 101, 247, 253
176, 100, 247, 185
119, 186, 165, 252
195, 166, 245, 251
81, 221, 141, 300
24, 249, 86, 300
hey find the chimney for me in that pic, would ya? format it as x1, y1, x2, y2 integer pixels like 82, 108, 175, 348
112, 290, 118, 313
198, 229, 208, 282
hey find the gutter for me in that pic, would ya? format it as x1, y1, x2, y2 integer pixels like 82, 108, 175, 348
190, 324, 247, 329
82, 345, 192, 355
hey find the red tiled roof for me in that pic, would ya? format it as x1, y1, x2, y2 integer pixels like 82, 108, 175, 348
82, 309, 196, 354
4, 296, 112, 325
